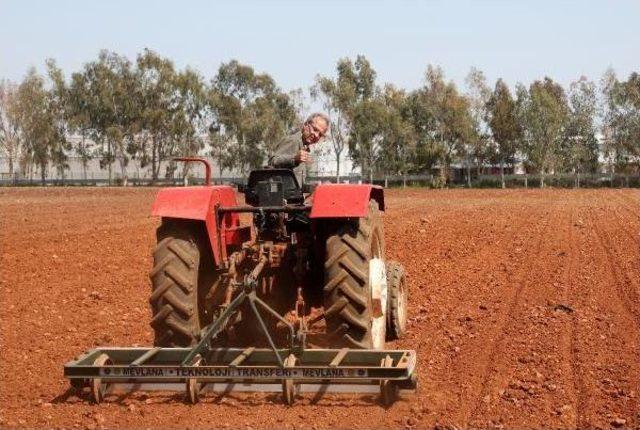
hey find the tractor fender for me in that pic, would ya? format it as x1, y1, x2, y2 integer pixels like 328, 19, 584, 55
151, 185, 243, 264
309, 184, 385, 218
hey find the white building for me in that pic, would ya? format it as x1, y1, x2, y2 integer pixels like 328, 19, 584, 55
307, 138, 360, 180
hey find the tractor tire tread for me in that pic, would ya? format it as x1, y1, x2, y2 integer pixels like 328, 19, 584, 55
323, 200, 384, 349
150, 223, 204, 347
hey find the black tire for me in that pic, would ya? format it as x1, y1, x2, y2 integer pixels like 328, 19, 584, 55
149, 221, 218, 347
323, 200, 386, 349
386, 261, 408, 340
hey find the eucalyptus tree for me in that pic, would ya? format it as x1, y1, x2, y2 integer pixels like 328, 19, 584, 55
79, 50, 139, 184
486, 79, 521, 188
519, 77, 569, 187
67, 70, 94, 179
311, 57, 362, 182
244, 85, 296, 168
350, 96, 386, 183
171, 68, 207, 179
0, 79, 21, 177
562, 77, 599, 184
13, 68, 62, 184
464, 67, 492, 182
602, 70, 640, 178
323, 55, 386, 182
412, 65, 475, 185
378, 84, 415, 186
210, 60, 295, 174
45, 59, 72, 179
620, 72, 640, 159
136, 49, 180, 182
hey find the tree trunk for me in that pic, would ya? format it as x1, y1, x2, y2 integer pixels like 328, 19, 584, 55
440, 162, 448, 188
81, 133, 87, 180
524, 174, 528, 189
384, 175, 388, 188
500, 161, 505, 189
119, 156, 128, 187
610, 163, 615, 187
540, 172, 545, 189
40, 162, 46, 186
335, 153, 341, 184
151, 138, 158, 183
403, 173, 407, 188
106, 139, 112, 186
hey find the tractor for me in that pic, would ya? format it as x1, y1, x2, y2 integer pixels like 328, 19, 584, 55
64, 158, 416, 406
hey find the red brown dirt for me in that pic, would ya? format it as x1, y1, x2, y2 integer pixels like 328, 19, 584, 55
1, 187, 639, 429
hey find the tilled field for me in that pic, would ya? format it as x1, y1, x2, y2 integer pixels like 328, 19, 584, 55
1, 187, 639, 429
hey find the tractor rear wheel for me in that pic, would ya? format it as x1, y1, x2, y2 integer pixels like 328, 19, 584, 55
149, 221, 219, 347
323, 200, 387, 349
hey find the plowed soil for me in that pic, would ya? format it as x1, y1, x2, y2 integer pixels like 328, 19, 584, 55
1, 188, 639, 429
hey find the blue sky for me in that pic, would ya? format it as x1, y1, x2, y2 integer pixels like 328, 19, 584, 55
1, 0, 638, 94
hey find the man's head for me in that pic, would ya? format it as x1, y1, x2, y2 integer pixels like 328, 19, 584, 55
301, 113, 329, 146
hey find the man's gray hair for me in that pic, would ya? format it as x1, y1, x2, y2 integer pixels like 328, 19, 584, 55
305, 112, 330, 126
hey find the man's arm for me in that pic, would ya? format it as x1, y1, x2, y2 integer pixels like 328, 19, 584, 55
268, 134, 301, 168
268, 153, 298, 169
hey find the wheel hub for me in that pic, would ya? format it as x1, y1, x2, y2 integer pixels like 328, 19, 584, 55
369, 258, 388, 349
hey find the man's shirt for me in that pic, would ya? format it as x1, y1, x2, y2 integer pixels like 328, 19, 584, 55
268, 132, 306, 185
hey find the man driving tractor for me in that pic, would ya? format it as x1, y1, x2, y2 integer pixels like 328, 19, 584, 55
269, 112, 330, 183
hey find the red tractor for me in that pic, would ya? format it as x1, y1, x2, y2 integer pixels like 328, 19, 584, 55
64, 158, 415, 406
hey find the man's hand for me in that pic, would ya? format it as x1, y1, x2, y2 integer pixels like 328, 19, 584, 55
294, 150, 312, 164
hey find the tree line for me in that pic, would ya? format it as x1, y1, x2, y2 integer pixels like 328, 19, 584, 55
0, 49, 638, 187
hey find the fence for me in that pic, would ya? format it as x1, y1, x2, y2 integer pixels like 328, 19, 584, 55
1, 172, 639, 188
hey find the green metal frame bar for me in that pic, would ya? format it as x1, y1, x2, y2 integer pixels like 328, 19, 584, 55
64, 347, 417, 385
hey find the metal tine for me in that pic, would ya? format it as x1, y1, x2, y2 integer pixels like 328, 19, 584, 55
329, 348, 349, 367
131, 347, 161, 366
229, 347, 255, 367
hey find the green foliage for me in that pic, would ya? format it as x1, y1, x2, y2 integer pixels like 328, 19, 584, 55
561, 77, 599, 174
601, 70, 640, 174
12, 68, 66, 183
485, 78, 521, 187
1, 50, 639, 187
0, 79, 22, 176
518, 77, 570, 186
209, 60, 296, 174
410, 66, 475, 184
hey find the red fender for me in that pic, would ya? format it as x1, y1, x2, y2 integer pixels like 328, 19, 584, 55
151, 185, 249, 265
309, 184, 385, 218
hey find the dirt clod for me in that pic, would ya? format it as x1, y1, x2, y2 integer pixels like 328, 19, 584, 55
611, 418, 626, 427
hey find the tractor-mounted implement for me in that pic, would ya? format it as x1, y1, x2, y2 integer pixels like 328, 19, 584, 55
64, 157, 416, 405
